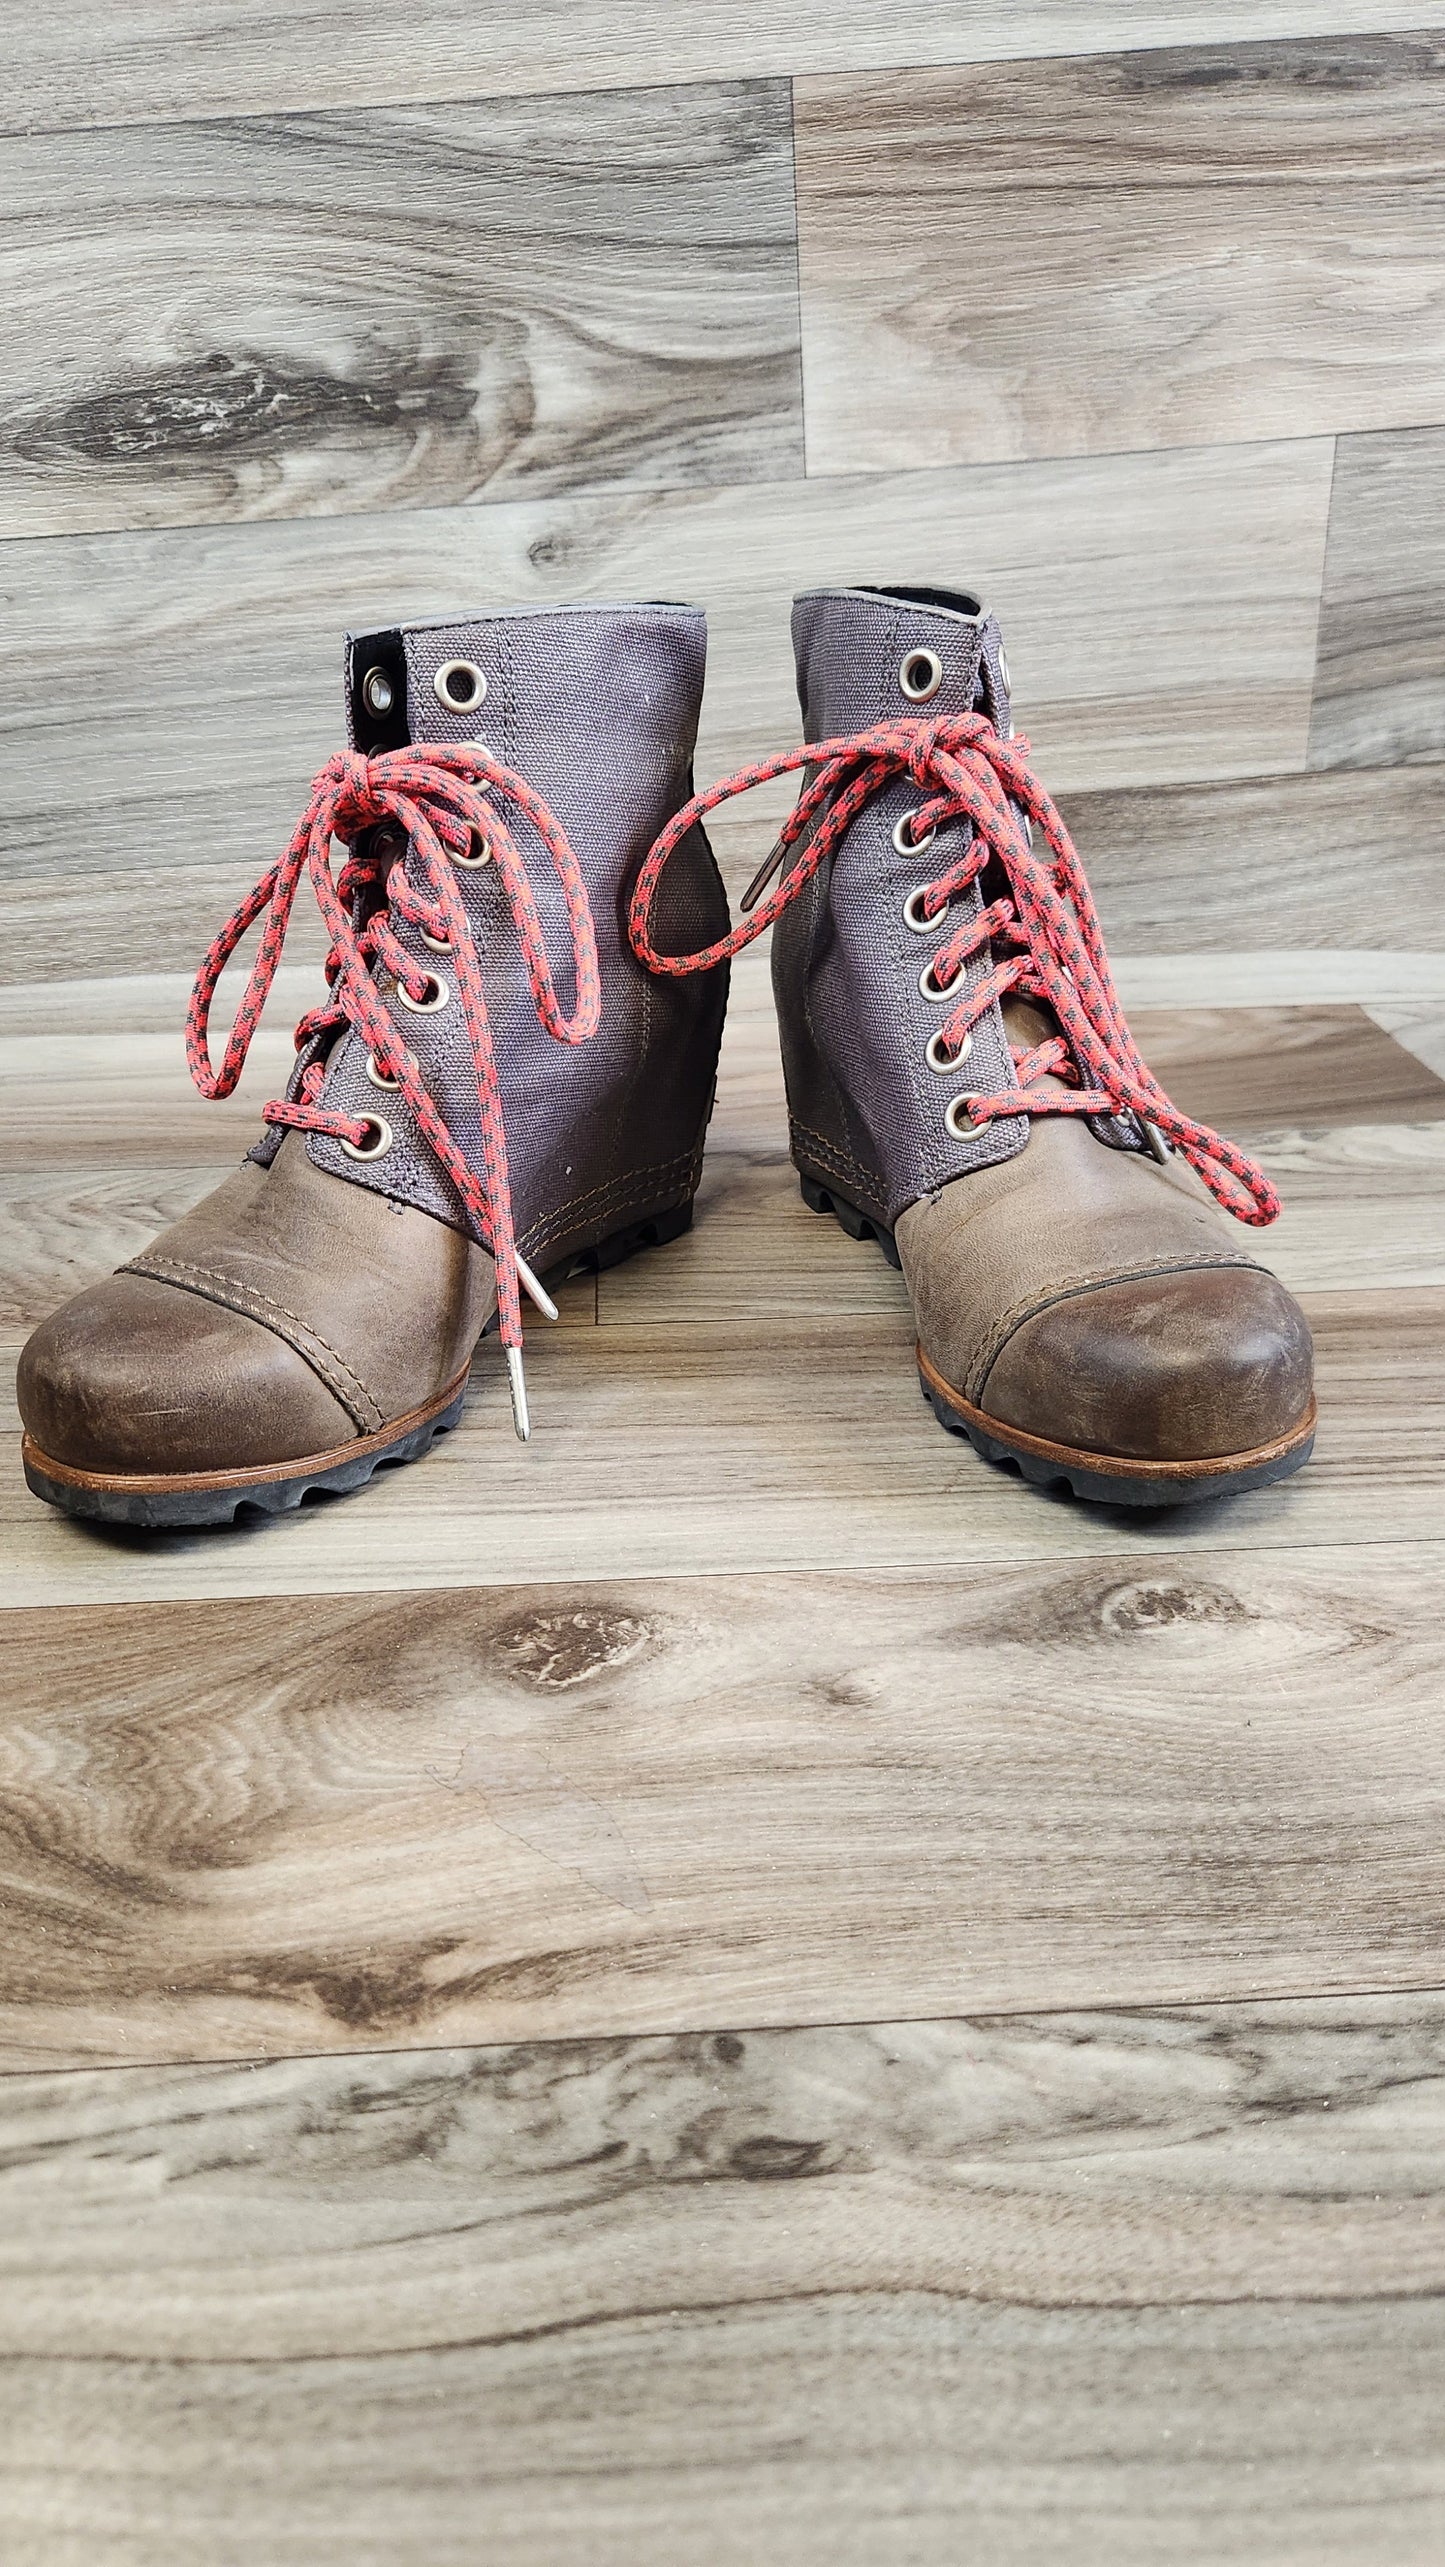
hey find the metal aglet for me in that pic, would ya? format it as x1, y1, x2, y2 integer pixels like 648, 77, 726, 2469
1139, 1116, 1172, 1163
516, 1253, 559, 1323
505, 1343, 531, 1442
740, 837, 788, 912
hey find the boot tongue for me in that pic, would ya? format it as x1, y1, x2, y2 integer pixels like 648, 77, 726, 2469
791, 584, 1012, 744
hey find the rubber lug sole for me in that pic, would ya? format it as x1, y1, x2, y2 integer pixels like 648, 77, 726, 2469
555, 1195, 694, 1282
24, 1195, 696, 1531
21, 1381, 470, 1532
802, 1169, 1316, 1508
799, 1171, 901, 1268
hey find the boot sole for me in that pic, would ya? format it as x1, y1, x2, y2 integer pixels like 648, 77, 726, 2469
22, 1198, 694, 1531
800, 1172, 1317, 1508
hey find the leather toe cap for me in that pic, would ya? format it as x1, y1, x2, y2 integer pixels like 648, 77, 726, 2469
979, 1263, 1315, 1464
17, 1272, 356, 1477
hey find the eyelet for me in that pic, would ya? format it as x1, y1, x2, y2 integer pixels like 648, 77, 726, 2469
902, 886, 941, 936
899, 648, 944, 703
943, 1094, 980, 1139
925, 1026, 973, 1075
365, 1052, 400, 1091
395, 972, 449, 1015
892, 810, 937, 857
419, 926, 451, 953
450, 831, 492, 869
433, 659, 487, 715
339, 1115, 393, 1163
919, 958, 961, 1004
361, 664, 395, 718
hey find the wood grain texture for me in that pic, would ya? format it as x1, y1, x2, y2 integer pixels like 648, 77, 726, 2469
4, 961, 1443, 1607
795, 36, 1445, 474
3, 1543, 1445, 2068
12, 2, 1445, 135
1308, 427, 1445, 769
0, 85, 802, 539
1131, 1003, 1445, 1129
1058, 763, 1445, 954
4, 1283, 1441, 1607
1, 1998, 1444, 2563
1369, 1003, 1445, 1080
0, 438, 1337, 987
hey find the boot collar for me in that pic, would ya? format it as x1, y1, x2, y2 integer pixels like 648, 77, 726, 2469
792, 584, 1012, 745
344, 602, 708, 768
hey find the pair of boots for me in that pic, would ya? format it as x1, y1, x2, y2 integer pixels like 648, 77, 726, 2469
18, 585, 1315, 1529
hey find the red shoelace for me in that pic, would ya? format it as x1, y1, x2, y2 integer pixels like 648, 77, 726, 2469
629, 712, 1278, 1227
188, 744, 601, 1435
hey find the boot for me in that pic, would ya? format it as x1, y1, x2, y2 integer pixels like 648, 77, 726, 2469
20, 604, 730, 1526
628, 583, 1314, 1506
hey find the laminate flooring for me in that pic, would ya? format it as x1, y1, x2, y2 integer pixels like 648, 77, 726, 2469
4, 4, 1445, 2556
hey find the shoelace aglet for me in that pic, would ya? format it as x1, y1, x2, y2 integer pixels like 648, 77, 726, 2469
1138, 1115, 1172, 1164
740, 836, 788, 913
504, 1342, 531, 1442
515, 1253, 559, 1324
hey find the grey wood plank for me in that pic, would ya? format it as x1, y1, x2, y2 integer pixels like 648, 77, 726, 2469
4, 953, 1442, 1606
3, 1541, 1445, 2065
795, 36, 1445, 474
1308, 426, 1445, 769
1, 1998, 1444, 2563
3, 1283, 1440, 1605
1369, 1003, 1445, 1081
23, 756, 1437, 989
10, 2, 1445, 136
0, 440, 1336, 987
1058, 763, 1445, 954
8, 995, 1435, 1329
0, 84, 802, 540
7, 2308, 1445, 2566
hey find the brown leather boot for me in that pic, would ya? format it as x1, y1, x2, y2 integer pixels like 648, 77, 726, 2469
629, 583, 1314, 1506
20, 604, 730, 1526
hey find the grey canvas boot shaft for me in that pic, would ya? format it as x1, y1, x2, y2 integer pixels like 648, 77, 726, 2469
629, 582, 1315, 1506
20, 603, 730, 1526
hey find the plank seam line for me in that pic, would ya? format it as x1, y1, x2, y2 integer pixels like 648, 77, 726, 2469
5, 1974, 1445, 2086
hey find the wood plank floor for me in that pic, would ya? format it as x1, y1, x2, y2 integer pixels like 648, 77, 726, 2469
794, 37, 1445, 473
1, 440, 1335, 983
3, 6, 1444, 2556
1309, 426, 1445, 768
0, 83, 803, 538
2, 1998, 1445, 2564
13, 3, 1445, 134
4, 1540, 1445, 2069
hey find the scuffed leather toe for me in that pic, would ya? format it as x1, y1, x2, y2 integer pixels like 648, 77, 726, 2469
978, 1264, 1315, 1463
17, 1272, 356, 1477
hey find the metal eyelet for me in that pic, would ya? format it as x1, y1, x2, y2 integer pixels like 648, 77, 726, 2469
450, 831, 492, 869
395, 973, 449, 1015
899, 648, 944, 703
943, 1094, 980, 1139
419, 926, 451, 953
361, 664, 395, 718
902, 886, 940, 936
892, 810, 937, 858
919, 958, 961, 1004
433, 659, 487, 715
340, 1115, 393, 1163
365, 1052, 400, 1091
925, 1026, 973, 1075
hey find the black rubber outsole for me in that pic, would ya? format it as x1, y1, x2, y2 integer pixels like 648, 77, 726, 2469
23, 1197, 695, 1532
799, 1170, 902, 1267
799, 1169, 1316, 1509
